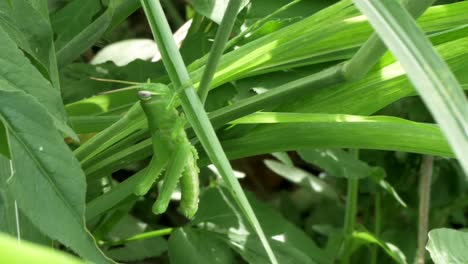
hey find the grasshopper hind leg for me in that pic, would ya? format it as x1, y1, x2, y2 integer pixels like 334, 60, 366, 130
178, 146, 199, 218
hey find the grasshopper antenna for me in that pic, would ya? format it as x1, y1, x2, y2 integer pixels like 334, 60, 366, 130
90, 77, 142, 94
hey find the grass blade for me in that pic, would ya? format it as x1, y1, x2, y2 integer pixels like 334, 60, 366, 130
352, 0, 468, 176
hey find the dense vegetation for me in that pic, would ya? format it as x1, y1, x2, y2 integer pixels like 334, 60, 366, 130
0, 0, 467, 263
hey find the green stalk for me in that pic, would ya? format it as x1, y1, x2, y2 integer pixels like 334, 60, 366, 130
198, 0, 244, 104
341, 149, 360, 264
101, 228, 173, 246
370, 192, 381, 264
139, 1, 278, 263
415, 156, 433, 264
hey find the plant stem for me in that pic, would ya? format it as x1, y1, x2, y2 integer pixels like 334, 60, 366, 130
102, 228, 173, 246
198, 0, 244, 104
342, 149, 360, 264
370, 192, 381, 264
415, 155, 433, 264
139, 1, 277, 263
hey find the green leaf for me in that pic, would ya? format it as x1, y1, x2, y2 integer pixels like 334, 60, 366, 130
0, 155, 47, 245
192, 0, 249, 24
298, 148, 371, 179
0, 88, 112, 263
104, 215, 167, 262
193, 186, 330, 263
0, 155, 51, 246
352, 231, 407, 264
351, 0, 468, 176
0, 0, 60, 88
427, 228, 468, 264
0, 232, 85, 264
264, 159, 339, 200
169, 228, 234, 264
297, 148, 406, 206
0, 26, 76, 140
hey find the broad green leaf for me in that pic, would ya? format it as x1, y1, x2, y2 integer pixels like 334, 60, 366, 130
0, 155, 51, 245
0, 0, 59, 88
168, 228, 234, 264
298, 148, 406, 206
0, 232, 85, 264
352, 231, 407, 264
264, 159, 339, 200
0, 26, 75, 139
352, 0, 468, 176
427, 228, 468, 264
104, 215, 167, 262
298, 149, 372, 180
0, 87, 112, 263
193, 186, 330, 263
106, 237, 166, 262
192, 0, 249, 24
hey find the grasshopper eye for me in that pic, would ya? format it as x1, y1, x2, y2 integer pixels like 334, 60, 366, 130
138, 90, 153, 100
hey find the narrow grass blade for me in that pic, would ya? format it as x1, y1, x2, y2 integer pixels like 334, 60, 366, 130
352, 0, 468, 176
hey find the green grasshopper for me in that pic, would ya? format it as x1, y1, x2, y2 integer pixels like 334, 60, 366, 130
135, 83, 199, 218
91, 78, 200, 218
